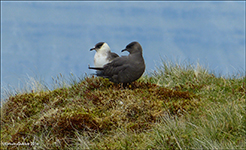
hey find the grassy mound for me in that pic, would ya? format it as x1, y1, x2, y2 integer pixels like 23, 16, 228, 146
1, 61, 245, 149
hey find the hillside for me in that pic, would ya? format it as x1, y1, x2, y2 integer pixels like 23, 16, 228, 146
1, 61, 245, 149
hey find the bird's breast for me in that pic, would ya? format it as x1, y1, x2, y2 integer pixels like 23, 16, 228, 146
94, 53, 110, 67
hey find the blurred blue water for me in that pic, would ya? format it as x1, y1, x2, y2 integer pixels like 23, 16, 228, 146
1, 1, 245, 95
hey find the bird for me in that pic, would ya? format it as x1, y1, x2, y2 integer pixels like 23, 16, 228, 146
90, 42, 119, 67
89, 41, 145, 84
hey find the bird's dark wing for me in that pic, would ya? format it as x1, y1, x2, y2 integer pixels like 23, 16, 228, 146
110, 52, 119, 59
103, 56, 128, 75
106, 56, 127, 67
104, 64, 129, 76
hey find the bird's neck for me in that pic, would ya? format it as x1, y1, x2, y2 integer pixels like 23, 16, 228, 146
96, 50, 110, 56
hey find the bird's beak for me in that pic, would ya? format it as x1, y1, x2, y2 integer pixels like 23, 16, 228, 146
90, 48, 95, 51
121, 49, 127, 52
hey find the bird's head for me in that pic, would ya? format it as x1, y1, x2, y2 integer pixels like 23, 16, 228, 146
90, 42, 111, 53
121, 41, 142, 54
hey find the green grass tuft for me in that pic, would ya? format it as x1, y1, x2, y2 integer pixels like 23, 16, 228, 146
1, 60, 245, 149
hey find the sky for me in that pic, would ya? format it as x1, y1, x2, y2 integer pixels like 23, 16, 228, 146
1, 1, 245, 97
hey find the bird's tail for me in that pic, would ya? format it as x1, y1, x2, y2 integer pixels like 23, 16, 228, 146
88, 65, 108, 77
88, 65, 104, 70
90, 70, 109, 78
